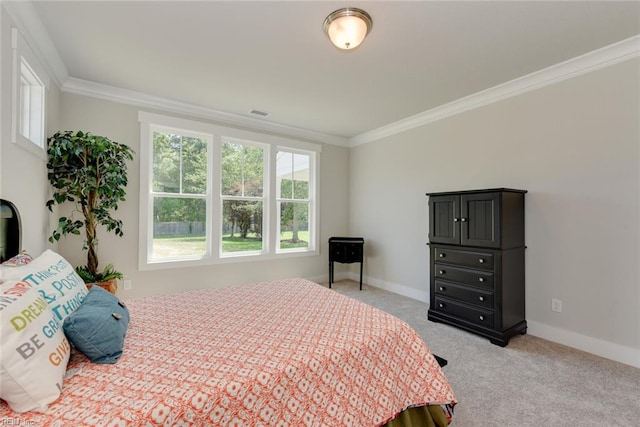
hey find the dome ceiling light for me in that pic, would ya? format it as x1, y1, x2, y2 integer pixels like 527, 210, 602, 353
323, 8, 373, 50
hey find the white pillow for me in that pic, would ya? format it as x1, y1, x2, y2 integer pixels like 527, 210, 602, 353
1, 250, 89, 322
0, 251, 34, 283
0, 280, 71, 412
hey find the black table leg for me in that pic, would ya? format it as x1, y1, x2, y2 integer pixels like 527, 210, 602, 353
329, 261, 333, 288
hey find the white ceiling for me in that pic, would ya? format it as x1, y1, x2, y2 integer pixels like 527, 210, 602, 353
20, 1, 640, 142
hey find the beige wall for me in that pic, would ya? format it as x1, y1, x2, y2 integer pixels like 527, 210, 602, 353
0, 8, 61, 257
349, 58, 640, 365
54, 93, 350, 298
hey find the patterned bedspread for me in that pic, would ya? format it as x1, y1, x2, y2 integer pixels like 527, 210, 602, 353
0, 278, 456, 426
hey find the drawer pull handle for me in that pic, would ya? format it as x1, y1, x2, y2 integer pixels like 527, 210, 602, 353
479, 277, 485, 283
439, 270, 445, 275
439, 303, 445, 308
478, 258, 485, 264
439, 286, 445, 292
479, 296, 485, 302
461, 217, 467, 222
439, 253, 446, 258
479, 315, 485, 321
453, 218, 459, 222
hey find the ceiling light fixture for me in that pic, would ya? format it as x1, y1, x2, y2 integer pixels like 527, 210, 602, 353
323, 7, 372, 50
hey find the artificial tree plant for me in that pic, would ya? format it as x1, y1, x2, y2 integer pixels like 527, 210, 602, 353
46, 130, 134, 283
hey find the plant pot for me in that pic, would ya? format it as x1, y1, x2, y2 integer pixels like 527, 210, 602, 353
86, 278, 118, 295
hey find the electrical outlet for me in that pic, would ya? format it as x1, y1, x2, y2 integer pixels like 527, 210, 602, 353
551, 298, 562, 313
123, 279, 132, 290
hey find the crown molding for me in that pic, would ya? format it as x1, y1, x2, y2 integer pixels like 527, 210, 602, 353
2, 1, 347, 146
2, 0, 68, 88
6, 0, 637, 148
349, 35, 640, 147
62, 78, 349, 146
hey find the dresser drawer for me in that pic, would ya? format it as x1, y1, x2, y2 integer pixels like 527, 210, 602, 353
434, 247, 494, 270
434, 280, 493, 309
330, 243, 363, 263
434, 264, 494, 289
434, 296, 494, 328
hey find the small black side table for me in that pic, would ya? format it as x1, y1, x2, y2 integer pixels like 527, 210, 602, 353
328, 237, 364, 290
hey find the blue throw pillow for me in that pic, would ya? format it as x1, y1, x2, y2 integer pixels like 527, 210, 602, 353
63, 285, 130, 364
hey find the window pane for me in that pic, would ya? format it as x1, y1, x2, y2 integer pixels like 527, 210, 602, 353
153, 132, 207, 194
152, 197, 206, 259
277, 152, 309, 200
153, 132, 180, 192
292, 154, 309, 199
243, 145, 264, 197
222, 200, 263, 253
181, 136, 208, 194
29, 85, 44, 147
279, 202, 309, 250
276, 151, 292, 198
19, 59, 45, 147
221, 142, 264, 197
20, 77, 30, 139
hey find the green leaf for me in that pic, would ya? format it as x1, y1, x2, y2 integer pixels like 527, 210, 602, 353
46, 130, 134, 274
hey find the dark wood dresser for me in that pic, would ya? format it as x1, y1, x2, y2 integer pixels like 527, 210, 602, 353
426, 188, 526, 346
328, 237, 364, 290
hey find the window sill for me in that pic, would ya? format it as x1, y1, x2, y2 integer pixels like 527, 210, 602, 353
139, 249, 320, 271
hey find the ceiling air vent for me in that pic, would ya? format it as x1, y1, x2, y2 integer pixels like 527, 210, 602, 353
249, 109, 270, 117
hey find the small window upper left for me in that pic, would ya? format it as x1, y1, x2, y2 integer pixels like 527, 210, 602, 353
11, 27, 48, 155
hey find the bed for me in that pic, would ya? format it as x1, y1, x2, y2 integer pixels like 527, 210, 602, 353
0, 213, 456, 426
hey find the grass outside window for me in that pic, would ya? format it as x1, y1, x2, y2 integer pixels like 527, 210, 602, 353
153, 231, 309, 258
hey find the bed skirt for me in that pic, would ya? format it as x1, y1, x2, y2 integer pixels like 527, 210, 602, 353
383, 404, 453, 427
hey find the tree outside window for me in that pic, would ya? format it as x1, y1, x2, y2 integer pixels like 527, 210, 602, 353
151, 130, 208, 259
277, 151, 310, 250
221, 140, 265, 254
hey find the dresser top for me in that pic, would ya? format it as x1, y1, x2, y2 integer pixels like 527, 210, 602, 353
425, 188, 527, 196
329, 237, 364, 244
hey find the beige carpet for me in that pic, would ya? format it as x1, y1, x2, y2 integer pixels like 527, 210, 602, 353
324, 280, 640, 426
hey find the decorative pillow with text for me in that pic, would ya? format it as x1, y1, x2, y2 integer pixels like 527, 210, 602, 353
1, 250, 89, 322
0, 280, 70, 412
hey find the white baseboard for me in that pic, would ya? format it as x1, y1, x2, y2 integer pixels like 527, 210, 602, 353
527, 321, 640, 369
327, 273, 640, 369
346, 272, 429, 303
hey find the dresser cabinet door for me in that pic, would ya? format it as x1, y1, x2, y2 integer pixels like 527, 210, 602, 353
429, 195, 460, 245
460, 192, 501, 248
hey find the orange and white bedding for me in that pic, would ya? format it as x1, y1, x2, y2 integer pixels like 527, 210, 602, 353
0, 278, 456, 426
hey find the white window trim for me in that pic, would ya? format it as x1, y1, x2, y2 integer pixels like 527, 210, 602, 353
138, 111, 321, 271
11, 27, 49, 159
274, 147, 317, 255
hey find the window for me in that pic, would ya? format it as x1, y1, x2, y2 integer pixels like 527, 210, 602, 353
139, 112, 320, 269
11, 28, 48, 153
276, 150, 312, 252
221, 139, 266, 255
150, 127, 211, 261
19, 59, 45, 147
